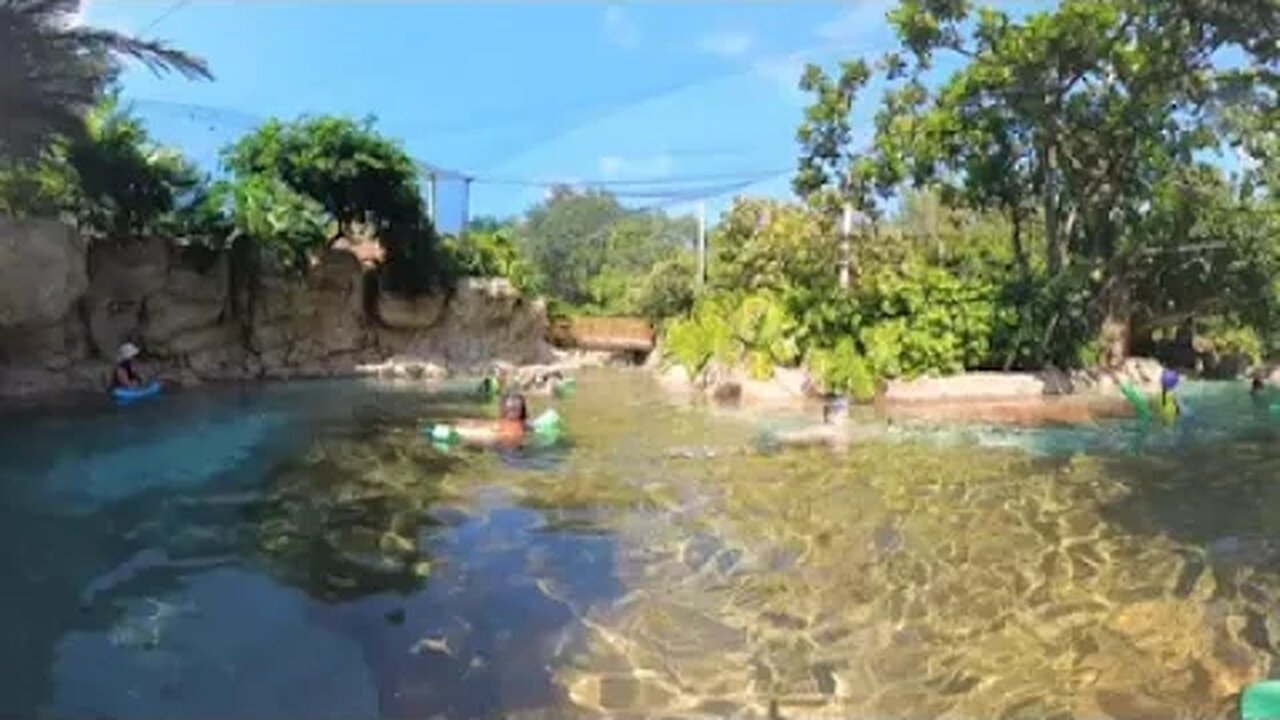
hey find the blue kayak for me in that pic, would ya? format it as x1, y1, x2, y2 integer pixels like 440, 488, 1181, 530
111, 380, 162, 404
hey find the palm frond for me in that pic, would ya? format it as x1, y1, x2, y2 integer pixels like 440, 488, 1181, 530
0, 0, 212, 160
67, 29, 212, 81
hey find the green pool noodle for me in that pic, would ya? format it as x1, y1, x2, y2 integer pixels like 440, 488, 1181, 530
529, 408, 562, 436
426, 424, 458, 444
552, 378, 577, 398
1241, 680, 1280, 720
1119, 382, 1152, 421
1157, 392, 1179, 425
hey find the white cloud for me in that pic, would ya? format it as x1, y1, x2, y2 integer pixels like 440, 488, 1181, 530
597, 153, 674, 179
697, 29, 755, 59
814, 1, 893, 44
603, 5, 641, 50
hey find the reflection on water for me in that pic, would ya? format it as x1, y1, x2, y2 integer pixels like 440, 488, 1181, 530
3, 371, 1280, 717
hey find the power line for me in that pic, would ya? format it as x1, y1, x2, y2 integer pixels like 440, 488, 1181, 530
472, 167, 791, 189
139, 0, 193, 34
130, 98, 784, 191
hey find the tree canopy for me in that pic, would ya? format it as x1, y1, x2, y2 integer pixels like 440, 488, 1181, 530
222, 116, 446, 289
790, 0, 1279, 363
513, 186, 698, 316
0, 0, 211, 161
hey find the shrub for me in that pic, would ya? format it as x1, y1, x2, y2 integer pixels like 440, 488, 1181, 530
663, 292, 797, 378
443, 229, 539, 294
807, 338, 877, 402
663, 296, 736, 375
630, 255, 697, 322
854, 264, 997, 378
987, 270, 1100, 370
1197, 318, 1263, 364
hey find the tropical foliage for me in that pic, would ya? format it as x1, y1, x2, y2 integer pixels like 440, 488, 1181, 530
0, 0, 211, 161
662, 0, 1280, 397
512, 187, 698, 312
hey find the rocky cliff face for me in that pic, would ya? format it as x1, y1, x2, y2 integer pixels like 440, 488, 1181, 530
0, 219, 553, 398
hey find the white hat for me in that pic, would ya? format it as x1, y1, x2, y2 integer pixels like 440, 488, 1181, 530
117, 342, 140, 361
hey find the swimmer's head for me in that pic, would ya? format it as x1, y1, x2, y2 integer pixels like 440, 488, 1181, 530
822, 396, 849, 425
500, 393, 528, 422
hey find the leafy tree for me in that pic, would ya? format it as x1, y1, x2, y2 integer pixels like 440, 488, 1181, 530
803, 0, 1279, 363
516, 186, 696, 312
517, 187, 628, 303
443, 228, 539, 294
628, 254, 698, 322
1128, 165, 1280, 342
222, 116, 424, 240
0, 0, 211, 161
67, 99, 204, 240
711, 197, 835, 294
223, 115, 446, 290
0, 98, 210, 242
794, 60, 875, 217
222, 174, 329, 274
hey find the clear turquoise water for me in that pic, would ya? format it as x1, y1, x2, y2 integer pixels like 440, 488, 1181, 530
888, 380, 1280, 456
0, 380, 613, 718
4, 373, 1280, 718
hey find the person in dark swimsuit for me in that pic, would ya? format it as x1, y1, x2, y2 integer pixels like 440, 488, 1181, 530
111, 342, 144, 390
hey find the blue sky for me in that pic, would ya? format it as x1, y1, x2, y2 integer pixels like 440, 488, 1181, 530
85, 1, 925, 230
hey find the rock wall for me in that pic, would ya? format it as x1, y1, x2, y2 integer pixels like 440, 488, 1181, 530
0, 220, 553, 398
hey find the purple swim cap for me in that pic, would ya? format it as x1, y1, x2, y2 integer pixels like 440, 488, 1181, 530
1160, 368, 1180, 390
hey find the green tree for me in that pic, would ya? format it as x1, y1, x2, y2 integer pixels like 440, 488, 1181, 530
223, 115, 446, 290
517, 187, 628, 303
443, 228, 539, 294
222, 175, 329, 274
223, 116, 425, 240
516, 187, 696, 311
67, 99, 204, 240
807, 0, 1278, 363
0, 98, 211, 242
0, 0, 211, 161
794, 59, 875, 217
711, 197, 835, 294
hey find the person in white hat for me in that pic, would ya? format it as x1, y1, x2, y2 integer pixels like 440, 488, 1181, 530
111, 342, 145, 390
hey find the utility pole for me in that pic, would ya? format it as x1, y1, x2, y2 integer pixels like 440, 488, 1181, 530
839, 202, 853, 290
697, 200, 707, 287
462, 177, 472, 234
426, 172, 437, 226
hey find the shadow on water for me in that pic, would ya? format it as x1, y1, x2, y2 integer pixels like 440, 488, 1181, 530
0, 378, 625, 719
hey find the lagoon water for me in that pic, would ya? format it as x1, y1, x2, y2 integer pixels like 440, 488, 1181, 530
3, 370, 1279, 717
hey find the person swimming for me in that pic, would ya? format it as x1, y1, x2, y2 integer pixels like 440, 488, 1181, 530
768, 395, 853, 452
434, 392, 531, 447
110, 342, 146, 390
495, 392, 529, 444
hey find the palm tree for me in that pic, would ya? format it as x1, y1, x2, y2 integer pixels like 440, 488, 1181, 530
0, 0, 212, 161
